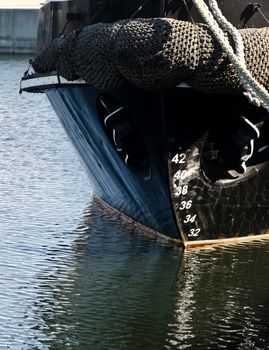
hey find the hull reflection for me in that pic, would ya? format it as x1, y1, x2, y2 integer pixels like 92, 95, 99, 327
30, 201, 269, 349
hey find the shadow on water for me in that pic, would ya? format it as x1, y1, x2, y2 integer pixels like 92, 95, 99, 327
30, 200, 269, 350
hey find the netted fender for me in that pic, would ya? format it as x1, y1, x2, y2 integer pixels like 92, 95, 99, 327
32, 18, 269, 93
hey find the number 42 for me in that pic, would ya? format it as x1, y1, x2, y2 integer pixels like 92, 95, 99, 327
172, 153, 186, 164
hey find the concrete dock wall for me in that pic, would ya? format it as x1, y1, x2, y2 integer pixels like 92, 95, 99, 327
0, 8, 39, 54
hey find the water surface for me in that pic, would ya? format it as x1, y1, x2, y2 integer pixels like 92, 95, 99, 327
1, 56, 269, 350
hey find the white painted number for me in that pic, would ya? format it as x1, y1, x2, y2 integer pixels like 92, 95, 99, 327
174, 170, 187, 181
179, 200, 192, 210
171, 152, 199, 239
181, 185, 188, 195
188, 228, 201, 237
183, 214, 197, 223
172, 153, 186, 164
174, 185, 189, 197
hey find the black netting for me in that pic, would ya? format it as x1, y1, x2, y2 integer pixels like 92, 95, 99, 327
32, 18, 269, 93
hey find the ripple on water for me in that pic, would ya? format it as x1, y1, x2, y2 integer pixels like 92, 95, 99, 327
0, 56, 91, 349
165, 242, 269, 349
1, 56, 269, 350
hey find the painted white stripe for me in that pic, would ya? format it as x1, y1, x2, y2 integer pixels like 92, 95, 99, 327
104, 107, 125, 126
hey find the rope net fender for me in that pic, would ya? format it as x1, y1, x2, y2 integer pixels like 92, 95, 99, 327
32, 18, 269, 99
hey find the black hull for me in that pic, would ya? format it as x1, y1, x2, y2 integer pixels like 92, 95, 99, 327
21, 0, 269, 247
42, 84, 269, 246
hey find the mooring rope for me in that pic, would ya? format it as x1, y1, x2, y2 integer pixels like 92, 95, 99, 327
208, 0, 245, 62
192, 0, 269, 112
257, 6, 269, 25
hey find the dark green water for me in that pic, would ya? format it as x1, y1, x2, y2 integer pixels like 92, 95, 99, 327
1, 56, 269, 350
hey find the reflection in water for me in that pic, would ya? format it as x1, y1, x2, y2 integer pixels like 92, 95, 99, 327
167, 244, 269, 350
33, 201, 182, 350
1, 56, 269, 350
0, 55, 91, 349
31, 201, 269, 350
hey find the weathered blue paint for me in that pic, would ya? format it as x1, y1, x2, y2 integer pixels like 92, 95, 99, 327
46, 86, 180, 238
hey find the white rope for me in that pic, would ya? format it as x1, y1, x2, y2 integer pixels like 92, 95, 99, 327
208, 0, 245, 63
207, 0, 261, 107
192, 0, 269, 112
